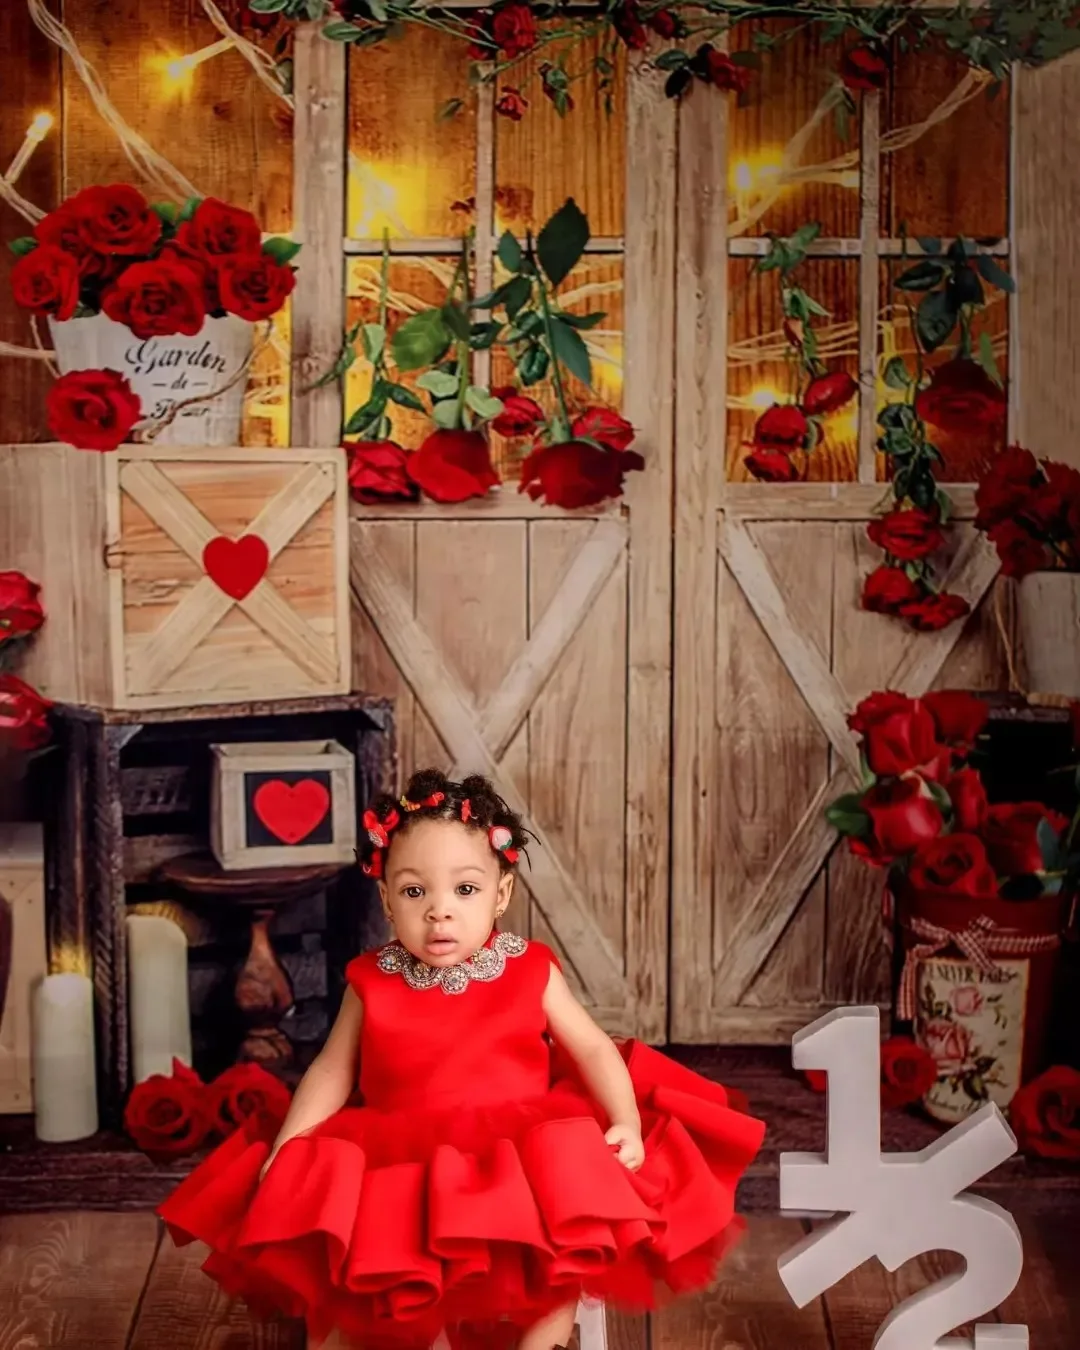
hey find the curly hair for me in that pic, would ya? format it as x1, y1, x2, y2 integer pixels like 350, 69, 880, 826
360, 769, 531, 876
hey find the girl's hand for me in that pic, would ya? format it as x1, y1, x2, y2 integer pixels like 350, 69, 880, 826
605, 1123, 645, 1172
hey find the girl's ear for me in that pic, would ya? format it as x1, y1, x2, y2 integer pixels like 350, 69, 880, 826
496, 870, 515, 916
377, 879, 390, 919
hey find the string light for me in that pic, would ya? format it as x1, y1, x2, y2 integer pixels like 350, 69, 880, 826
4, 112, 54, 186
747, 384, 785, 411
153, 37, 234, 95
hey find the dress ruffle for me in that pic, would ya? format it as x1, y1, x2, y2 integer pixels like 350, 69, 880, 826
159, 1043, 764, 1349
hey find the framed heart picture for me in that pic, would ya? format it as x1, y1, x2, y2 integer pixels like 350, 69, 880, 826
210, 740, 357, 870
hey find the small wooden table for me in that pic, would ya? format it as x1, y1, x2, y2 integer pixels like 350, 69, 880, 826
159, 853, 347, 1069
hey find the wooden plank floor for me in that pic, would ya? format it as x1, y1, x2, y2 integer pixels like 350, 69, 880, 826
0, 1212, 1075, 1349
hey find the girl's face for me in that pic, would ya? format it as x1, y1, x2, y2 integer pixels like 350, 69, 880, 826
378, 818, 514, 966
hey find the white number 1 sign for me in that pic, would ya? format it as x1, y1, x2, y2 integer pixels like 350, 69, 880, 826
777, 1007, 1028, 1350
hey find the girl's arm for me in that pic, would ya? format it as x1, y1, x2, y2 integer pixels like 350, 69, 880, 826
261, 985, 364, 1178
542, 963, 644, 1170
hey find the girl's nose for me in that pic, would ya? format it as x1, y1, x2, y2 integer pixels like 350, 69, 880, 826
426, 895, 454, 921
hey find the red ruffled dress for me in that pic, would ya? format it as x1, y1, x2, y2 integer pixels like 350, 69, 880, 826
159, 934, 764, 1349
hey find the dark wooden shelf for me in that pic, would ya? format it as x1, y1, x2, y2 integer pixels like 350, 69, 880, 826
2, 1047, 1076, 1215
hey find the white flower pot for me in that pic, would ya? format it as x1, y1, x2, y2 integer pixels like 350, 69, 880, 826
49, 312, 253, 447
1016, 570, 1080, 699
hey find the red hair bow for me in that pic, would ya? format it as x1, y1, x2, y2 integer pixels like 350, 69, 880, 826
401, 791, 445, 812
489, 825, 519, 865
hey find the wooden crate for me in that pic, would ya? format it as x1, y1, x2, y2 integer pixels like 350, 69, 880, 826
210, 739, 357, 870
0, 443, 351, 710
0, 824, 47, 1114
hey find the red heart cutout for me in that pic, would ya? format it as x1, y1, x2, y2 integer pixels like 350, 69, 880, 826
202, 534, 269, 601
253, 779, 331, 845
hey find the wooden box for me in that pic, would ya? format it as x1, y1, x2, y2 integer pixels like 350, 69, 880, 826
0, 824, 48, 1113
0, 443, 351, 709
210, 739, 357, 870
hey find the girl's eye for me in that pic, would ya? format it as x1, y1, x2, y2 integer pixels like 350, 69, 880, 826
456, 884, 478, 897
403, 886, 424, 899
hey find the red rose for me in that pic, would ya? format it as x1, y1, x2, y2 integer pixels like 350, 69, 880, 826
857, 697, 942, 778
160, 241, 221, 315
803, 371, 857, 417
9, 245, 80, 320
571, 406, 635, 452
861, 778, 944, 861
861, 564, 920, 615
46, 368, 143, 452
840, 44, 888, 92
920, 1017, 974, 1077
69, 183, 162, 257
216, 253, 296, 321
946, 768, 989, 832
986, 519, 1047, 578
849, 690, 916, 735
974, 445, 1041, 531
951, 984, 984, 1018
0, 674, 52, 751
35, 201, 114, 280
922, 690, 989, 752
700, 46, 753, 94
899, 591, 971, 632
101, 258, 206, 339
346, 440, 416, 504
178, 198, 262, 260
409, 428, 499, 504
0, 571, 45, 642
210, 1062, 293, 1138
880, 1036, 938, 1109
520, 440, 645, 509
495, 88, 529, 121
539, 64, 575, 114
649, 9, 679, 38
754, 403, 808, 448
1008, 1066, 1080, 1161
612, 0, 648, 49
907, 833, 998, 898
123, 1058, 214, 1162
915, 357, 1007, 436
492, 2, 538, 58
745, 446, 799, 482
867, 508, 944, 561
1023, 461, 1080, 535
492, 389, 544, 437
981, 801, 1068, 877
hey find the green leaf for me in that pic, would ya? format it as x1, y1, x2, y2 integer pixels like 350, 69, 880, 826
915, 289, 959, 352
503, 275, 533, 319
949, 265, 984, 307
151, 202, 179, 226
471, 281, 511, 310
1038, 816, 1066, 871
507, 311, 543, 341
936, 488, 954, 524
386, 383, 425, 412
497, 231, 524, 274
654, 49, 690, 71
366, 0, 388, 20
430, 398, 460, 430
518, 344, 550, 386
975, 253, 1016, 294
536, 198, 590, 287
323, 20, 364, 40
825, 794, 871, 838
878, 402, 917, 431
391, 309, 451, 371
416, 369, 460, 397
883, 356, 911, 390
927, 780, 953, 816
789, 221, 822, 251
262, 236, 302, 265
464, 386, 504, 420
178, 197, 201, 223
895, 258, 949, 291
469, 321, 502, 350
977, 329, 1003, 387
343, 385, 389, 436
917, 236, 943, 255
441, 301, 471, 343
438, 98, 465, 123
249, 0, 289, 11
548, 317, 592, 387
8, 237, 37, 257
558, 310, 606, 331
360, 322, 385, 364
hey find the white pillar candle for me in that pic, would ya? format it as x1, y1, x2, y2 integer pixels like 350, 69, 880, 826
126, 914, 191, 1083
31, 972, 98, 1143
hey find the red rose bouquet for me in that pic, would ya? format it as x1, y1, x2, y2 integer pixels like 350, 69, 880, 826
0, 571, 51, 755
974, 446, 1080, 577
9, 185, 299, 336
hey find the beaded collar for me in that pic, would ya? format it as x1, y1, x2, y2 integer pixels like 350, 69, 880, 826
375, 931, 528, 995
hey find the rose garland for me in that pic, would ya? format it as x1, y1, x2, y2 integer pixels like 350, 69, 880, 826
974, 447, 1080, 578
239, 0, 1080, 118
343, 199, 643, 509
0, 571, 52, 754
862, 238, 1012, 632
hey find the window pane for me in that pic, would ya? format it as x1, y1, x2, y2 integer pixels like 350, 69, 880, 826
348, 30, 477, 239
490, 256, 623, 478
881, 42, 1008, 239
242, 307, 290, 447
494, 29, 625, 236
728, 21, 860, 240
876, 259, 1010, 483
727, 257, 859, 483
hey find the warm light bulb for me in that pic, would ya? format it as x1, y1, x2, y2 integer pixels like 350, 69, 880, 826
27, 112, 53, 144
748, 384, 784, 411
154, 38, 233, 95
734, 161, 753, 192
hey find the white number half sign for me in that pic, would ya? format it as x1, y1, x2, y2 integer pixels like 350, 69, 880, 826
777, 1007, 1027, 1350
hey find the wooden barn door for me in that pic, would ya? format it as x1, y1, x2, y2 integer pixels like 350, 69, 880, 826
289, 33, 674, 1041
670, 26, 1020, 1042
